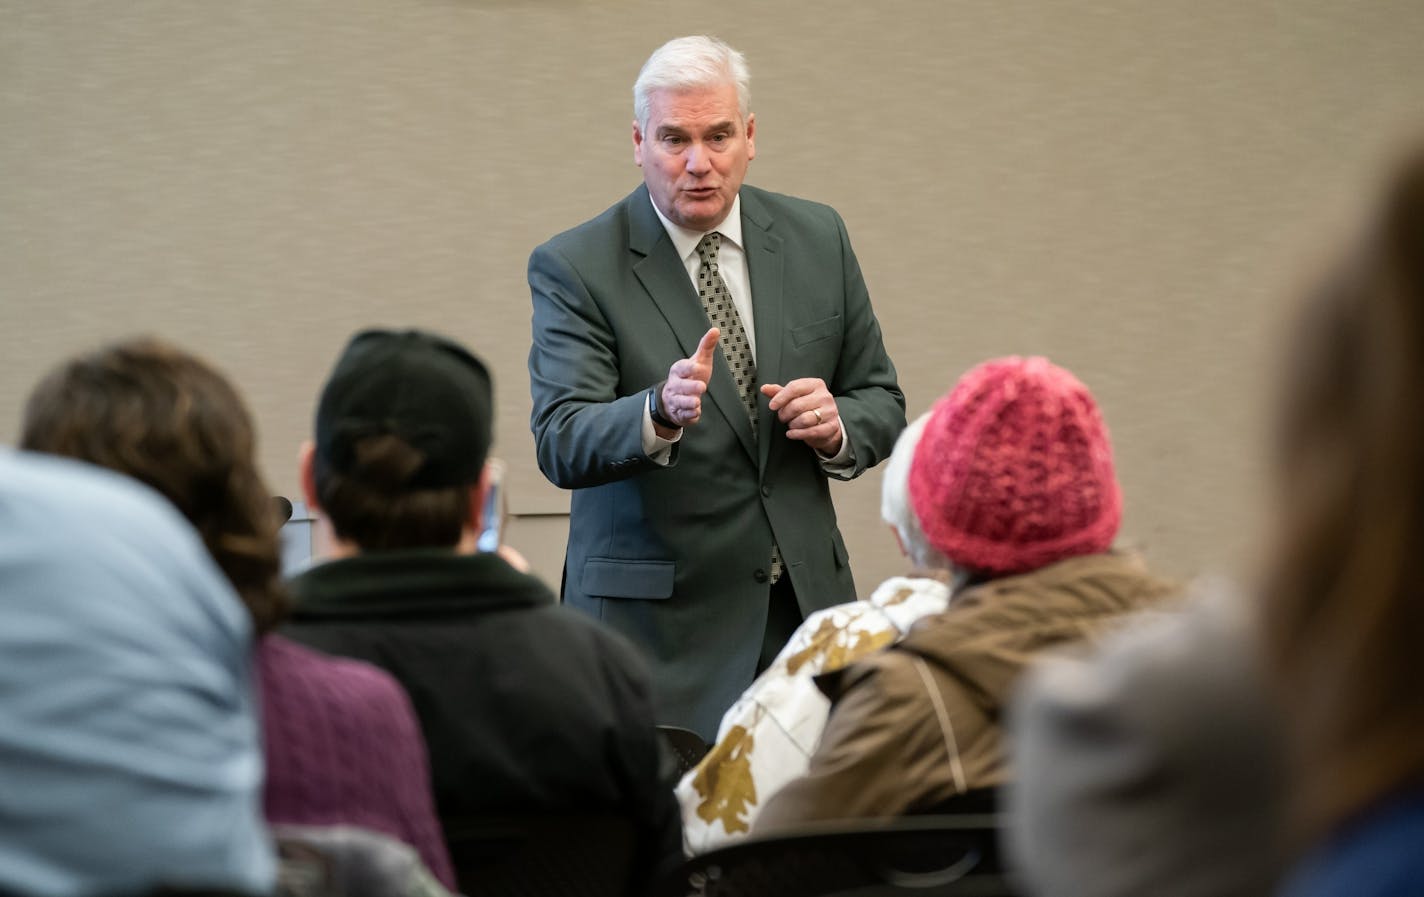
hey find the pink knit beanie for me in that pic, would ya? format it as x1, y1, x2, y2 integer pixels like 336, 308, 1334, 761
908, 356, 1122, 576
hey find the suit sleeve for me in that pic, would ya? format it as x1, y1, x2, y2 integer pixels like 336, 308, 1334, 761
825, 210, 906, 479
528, 242, 677, 489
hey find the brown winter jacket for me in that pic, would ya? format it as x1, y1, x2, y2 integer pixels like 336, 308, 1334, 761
754, 552, 1177, 830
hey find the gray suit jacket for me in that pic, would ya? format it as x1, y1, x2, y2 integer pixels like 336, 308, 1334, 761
528, 183, 905, 738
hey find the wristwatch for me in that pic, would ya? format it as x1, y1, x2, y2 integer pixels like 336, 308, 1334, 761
648, 380, 680, 430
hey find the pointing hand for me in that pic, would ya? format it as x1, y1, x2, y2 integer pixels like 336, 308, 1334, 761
659, 328, 721, 429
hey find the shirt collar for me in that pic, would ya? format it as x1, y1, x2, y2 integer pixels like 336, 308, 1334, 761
649, 192, 744, 262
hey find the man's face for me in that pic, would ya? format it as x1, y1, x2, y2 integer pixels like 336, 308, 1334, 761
633, 82, 755, 232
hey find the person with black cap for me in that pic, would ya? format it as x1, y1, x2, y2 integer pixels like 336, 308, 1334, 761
282, 328, 683, 890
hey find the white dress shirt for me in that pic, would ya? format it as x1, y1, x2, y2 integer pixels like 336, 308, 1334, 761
641, 194, 851, 469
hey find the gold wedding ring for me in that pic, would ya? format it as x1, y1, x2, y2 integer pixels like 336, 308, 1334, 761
813, 408, 823, 424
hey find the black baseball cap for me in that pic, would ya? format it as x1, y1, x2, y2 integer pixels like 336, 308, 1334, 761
314, 329, 493, 489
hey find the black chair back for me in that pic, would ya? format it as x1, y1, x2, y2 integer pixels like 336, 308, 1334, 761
659, 812, 1017, 897
443, 813, 636, 897
657, 725, 711, 777
925, 787, 1000, 817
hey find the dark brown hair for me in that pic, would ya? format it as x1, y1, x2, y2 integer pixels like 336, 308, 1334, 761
313, 434, 470, 552
20, 337, 287, 634
1261, 146, 1424, 838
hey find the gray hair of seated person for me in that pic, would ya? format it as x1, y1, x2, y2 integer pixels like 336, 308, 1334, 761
634, 35, 750, 133
880, 411, 951, 571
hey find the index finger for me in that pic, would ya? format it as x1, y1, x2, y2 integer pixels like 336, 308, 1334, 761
693, 327, 721, 365
759, 383, 788, 409
761, 378, 821, 410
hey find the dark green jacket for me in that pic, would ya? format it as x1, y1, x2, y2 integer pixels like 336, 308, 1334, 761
283, 549, 682, 887
528, 183, 906, 739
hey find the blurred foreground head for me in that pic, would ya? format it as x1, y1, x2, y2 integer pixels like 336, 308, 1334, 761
909, 356, 1122, 578
1264, 144, 1424, 838
0, 451, 271, 895
20, 336, 286, 633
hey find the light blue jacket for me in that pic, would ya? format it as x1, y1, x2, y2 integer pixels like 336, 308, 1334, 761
0, 450, 273, 896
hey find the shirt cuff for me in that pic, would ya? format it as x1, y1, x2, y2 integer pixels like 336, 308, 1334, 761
816, 418, 855, 472
642, 402, 681, 465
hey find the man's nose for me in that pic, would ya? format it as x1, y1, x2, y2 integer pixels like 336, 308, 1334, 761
685, 142, 712, 174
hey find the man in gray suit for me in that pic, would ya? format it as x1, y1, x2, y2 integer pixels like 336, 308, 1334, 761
528, 35, 905, 739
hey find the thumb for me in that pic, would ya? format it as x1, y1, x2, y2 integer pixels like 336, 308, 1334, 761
760, 383, 788, 410
694, 327, 721, 366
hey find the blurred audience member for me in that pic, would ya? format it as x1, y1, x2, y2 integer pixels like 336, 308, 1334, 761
755, 356, 1177, 830
679, 411, 953, 852
1004, 149, 1424, 897
1263, 147, 1424, 897
21, 338, 455, 887
281, 329, 682, 888
1007, 583, 1288, 897
0, 450, 273, 896
274, 826, 456, 897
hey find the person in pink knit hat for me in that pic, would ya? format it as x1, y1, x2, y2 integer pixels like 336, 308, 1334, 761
755, 355, 1179, 830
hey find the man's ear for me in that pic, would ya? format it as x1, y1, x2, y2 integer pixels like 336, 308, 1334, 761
298, 441, 321, 511
632, 119, 645, 167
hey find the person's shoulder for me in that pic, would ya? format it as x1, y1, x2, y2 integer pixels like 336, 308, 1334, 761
1012, 579, 1281, 783
534, 186, 644, 259
741, 184, 845, 232
817, 634, 925, 706
1079, 582, 1255, 708
775, 598, 904, 681
260, 633, 408, 703
1007, 583, 1290, 897
1, 450, 247, 644
2, 450, 205, 560
527, 602, 655, 683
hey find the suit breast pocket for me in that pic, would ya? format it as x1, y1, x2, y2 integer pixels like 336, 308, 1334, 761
790, 314, 843, 349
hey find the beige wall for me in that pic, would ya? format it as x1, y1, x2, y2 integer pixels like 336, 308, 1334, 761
3, 1, 1422, 594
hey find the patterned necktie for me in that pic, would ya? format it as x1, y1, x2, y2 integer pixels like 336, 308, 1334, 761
695, 232, 783, 583
695, 232, 759, 435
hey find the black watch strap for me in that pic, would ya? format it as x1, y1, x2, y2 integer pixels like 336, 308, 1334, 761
648, 380, 680, 430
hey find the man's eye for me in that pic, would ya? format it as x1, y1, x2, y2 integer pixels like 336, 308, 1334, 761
711, 134, 729, 145
663, 136, 685, 147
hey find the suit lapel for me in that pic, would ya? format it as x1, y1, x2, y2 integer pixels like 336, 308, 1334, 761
741, 189, 785, 476
627, 186, 757, 462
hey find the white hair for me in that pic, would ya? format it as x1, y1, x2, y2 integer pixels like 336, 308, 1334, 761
881, 411, 951, 571
633, 35, 750, 132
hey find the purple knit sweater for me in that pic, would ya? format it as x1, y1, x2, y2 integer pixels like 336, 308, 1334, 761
257, 634, 455, 888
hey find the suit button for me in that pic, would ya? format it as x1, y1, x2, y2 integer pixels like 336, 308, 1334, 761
760, 485, 772, 498
754, 569, 768, 583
